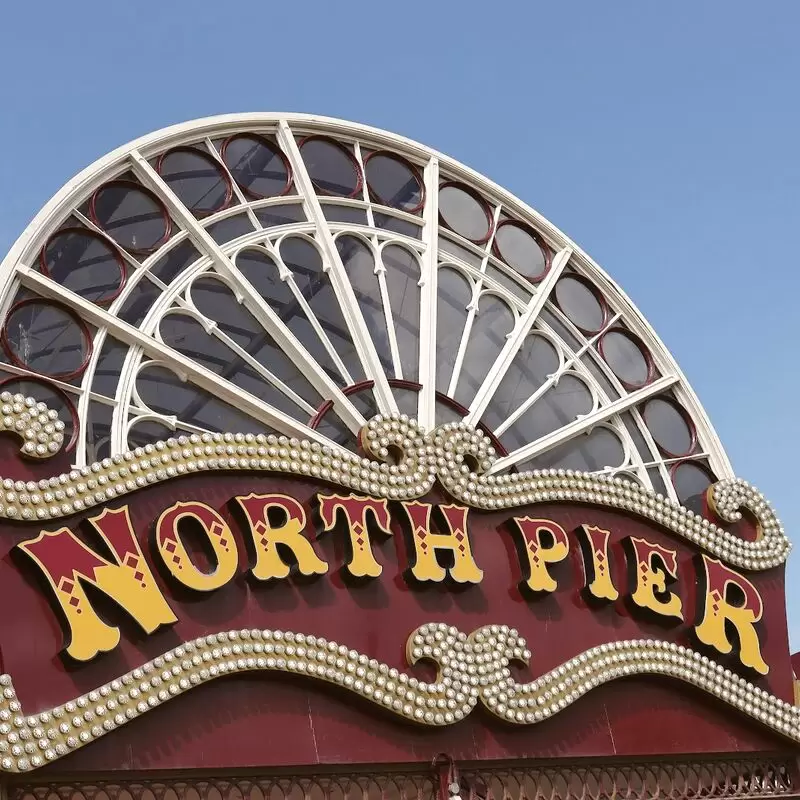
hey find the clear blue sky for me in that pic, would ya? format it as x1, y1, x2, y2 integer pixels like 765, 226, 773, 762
1, 2, 798, 638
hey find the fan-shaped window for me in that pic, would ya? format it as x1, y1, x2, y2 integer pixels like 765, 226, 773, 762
0, 114, 731, 505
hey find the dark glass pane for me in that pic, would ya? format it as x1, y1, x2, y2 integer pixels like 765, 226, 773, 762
522, 427, 624, 473
223, 135, 290, 198
42, 230, 123, 303
254, 204, 306, 228
438, 235, 483, 267
365, 153, 422, 212
315, 415, 358, 449
92, 182, 169, 253
128, 419, 175, 449
673, 461, 715, 510
455, 294, 514, 407
439, 184, 490, 242
539, 307, 582, 351
237, 247, 343, 384
322, 204, 368, 224
382, 245, 421, 382
281, 236, 365, 382
494, 223, 547, 280
92, 335, 127, 399
435, 398, 466, 427
435, 268, 471, 393
136, 362, 279, 436
118, 278, 161, 326
554, 277, 605, 332
187, 277, 322, 415
3, 301, 89, 377
647, 466, 669, 497
600, 330, 650, 386
482, 334, 559, 434
374, 213, 422, 239
150, 238, 202, 284
643, 397, 694, 456
301, 137, 360, 197
580, 352, 621, 400
485, 264, 532, 301
85, 400, 112, 463
501, 374, 593, 454
392, 386, 420, 418
159, 148, 231, 216
621, 411, 657, 464
336, 235, 392, 373
206, 213, 254, 245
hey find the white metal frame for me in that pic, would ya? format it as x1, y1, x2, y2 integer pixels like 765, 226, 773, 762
0, 113, 733, 502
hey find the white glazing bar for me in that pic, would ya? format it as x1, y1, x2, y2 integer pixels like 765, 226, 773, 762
417, 156, 439, 430
488, 374, 679, 474
374, 250, 403, 379
446, 286, 479, 399
17, 266, 347, 451
202, 137, 262, 230
276, 121, 398, 414
129, 150, 365, 434
464, 247, 572, 426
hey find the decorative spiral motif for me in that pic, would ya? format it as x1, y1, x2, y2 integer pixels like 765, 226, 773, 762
0, 392, 65, 459
0, 405, 789, 570
0, 623, 796, 774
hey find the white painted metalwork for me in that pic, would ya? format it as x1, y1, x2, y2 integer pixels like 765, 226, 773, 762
0, 113, 733, 504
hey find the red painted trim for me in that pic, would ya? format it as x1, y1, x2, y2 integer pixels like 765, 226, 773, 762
39, 227, 127, 306
438, 181, 494, 244
363, 150, 425, 214
220, 133, 293, 200
597, 327, 656, 390
1, 299, 93, 381
88, 180, 172, 256
492, 219, 552, 283
0, 375, 80, 452
156, 146, 234, 218
299, 135, 363, 199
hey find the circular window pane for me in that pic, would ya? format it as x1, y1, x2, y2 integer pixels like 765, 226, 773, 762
41, 229, 125, 304
158, 148, 231, 216
494, 221, 548, 281
672, 461, 715, 506
0, 377, 78, 451
439, 184, 491, 242
600, 330, 651, 387
91, 182, 170, 254
554, 276, 605, 332
643, 397, 695, 457
222, 135, 290, 198
2, 301, 91, 379
364, 152, 423, 212
300, 137, 361, 197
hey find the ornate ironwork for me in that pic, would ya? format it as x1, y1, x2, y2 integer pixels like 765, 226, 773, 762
9, 758, 797, 800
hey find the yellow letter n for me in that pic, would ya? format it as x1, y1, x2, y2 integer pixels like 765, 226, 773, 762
17, 507, 176, 662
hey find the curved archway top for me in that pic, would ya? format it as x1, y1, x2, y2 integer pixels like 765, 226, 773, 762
0, 113, 730, 505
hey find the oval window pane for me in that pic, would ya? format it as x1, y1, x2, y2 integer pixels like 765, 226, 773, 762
600, 330, 651, 386
42, 229, 125, 304
3, 301, 90, 379
643, 397, 695, 456
494, 222, 548, 281
301, 137, 360, 197
673, 461, 715, 508
439, 184, 490, 242
159, 148, 231, 216
223, 135, 290, 198
365, 152, 423, 212
91, 182, 170, 253
554, 276, 605, 332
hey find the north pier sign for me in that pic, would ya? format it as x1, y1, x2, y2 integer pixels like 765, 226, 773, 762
0, 414, 795, 772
